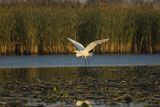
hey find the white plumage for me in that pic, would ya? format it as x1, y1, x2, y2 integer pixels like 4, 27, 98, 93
67, 37, 109, 58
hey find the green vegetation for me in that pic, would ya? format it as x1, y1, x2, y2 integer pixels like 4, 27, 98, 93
0, 4, 160, 54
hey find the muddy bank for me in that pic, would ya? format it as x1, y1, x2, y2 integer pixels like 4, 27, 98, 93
0, 66, 160, 106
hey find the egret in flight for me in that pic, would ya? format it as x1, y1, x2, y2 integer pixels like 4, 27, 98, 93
67, 37, 109, 65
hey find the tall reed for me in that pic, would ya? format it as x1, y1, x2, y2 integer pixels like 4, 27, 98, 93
0, 4, 160, 54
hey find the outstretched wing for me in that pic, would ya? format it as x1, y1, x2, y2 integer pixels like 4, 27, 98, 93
67, 37, 85, 51
84, 38, 109, 52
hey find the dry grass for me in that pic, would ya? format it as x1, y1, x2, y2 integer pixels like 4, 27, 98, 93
0, 4, 160, 54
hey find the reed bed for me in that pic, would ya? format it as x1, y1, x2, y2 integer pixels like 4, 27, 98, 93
0, 4, 160, 54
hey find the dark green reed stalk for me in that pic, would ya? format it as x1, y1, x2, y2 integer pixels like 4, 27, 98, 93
76, 9, 103, 47
0, 4, 160, 54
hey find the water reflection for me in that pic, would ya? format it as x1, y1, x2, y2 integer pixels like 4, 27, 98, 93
0, 66, 160, 107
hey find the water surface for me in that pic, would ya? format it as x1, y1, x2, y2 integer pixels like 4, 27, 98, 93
0, 54, 160, 68
0, 54, 160, 106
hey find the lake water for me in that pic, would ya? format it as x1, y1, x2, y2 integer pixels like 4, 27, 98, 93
0, 54, 160, 107
0, 54, 160, 68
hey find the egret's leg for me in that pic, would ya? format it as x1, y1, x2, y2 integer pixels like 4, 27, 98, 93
86, 58, 90, 67
82, 57, 87, 66
84, 58, 90, 67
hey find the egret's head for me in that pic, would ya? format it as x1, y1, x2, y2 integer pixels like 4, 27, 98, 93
76, 53, 81, 57
73, 50, 78, 54
73, 50, 81, 57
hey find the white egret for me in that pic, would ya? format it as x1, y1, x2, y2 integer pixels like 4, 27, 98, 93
67, 37, 109, 65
